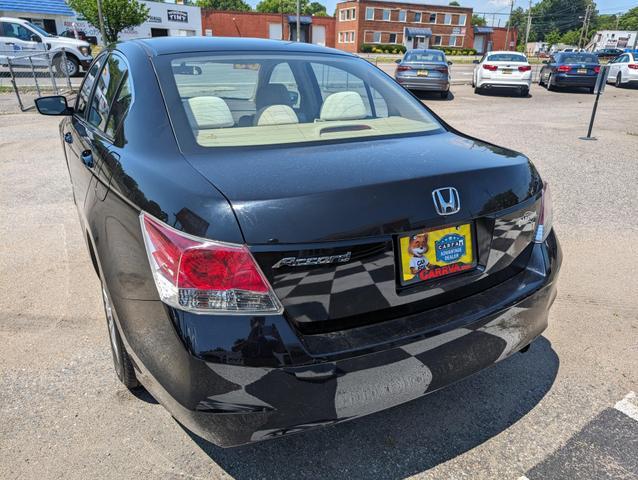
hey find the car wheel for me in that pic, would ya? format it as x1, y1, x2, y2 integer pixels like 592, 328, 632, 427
521, 87, 529, 97
440, 90, 449, 99
55, 55, 80, 77
547, 74, 555, 91
102, 286, 140, 389
615, 73, 623, 88
588, 86, 595, 94
474, 85, 481, 94
538, 75, 544, 87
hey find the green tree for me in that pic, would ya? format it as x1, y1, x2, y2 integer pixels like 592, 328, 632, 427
559, 29, 580, 46
449, 1, 460, 6
619, 7, 638, 30
471, 14, 486, 26
256, 0, 327, 15
197, 0, 251, 11
68, 0, 149, 43
545, 29, 561, 47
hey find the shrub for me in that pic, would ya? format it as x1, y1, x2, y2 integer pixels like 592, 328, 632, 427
360, 43, 406, 54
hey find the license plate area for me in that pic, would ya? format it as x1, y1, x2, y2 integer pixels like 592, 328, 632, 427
417, 69, 429, 77
577, 68, 587, 74
398, 223, 477, 286
501, 69, 513, 74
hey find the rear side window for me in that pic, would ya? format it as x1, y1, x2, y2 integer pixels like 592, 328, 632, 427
76, 55, 106, 117
486, 53, 527, 62
87, 54, 129, 133
105, 72, 132, 139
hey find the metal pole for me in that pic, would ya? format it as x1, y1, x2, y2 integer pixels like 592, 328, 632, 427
505, 0, 514, 51
7, 59, 25, 111
46, 52, 59, 94
524, 0, 532, 51
97, 0, 107, 45
585, 87, 601, 139
28, 56, 41, 98
296, 0, 300, 42
62, 50, 72, 91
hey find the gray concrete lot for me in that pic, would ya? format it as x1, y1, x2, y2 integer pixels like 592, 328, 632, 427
1, 84, 637, 480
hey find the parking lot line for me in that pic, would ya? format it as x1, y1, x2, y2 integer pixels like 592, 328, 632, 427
614, 392, 638, 422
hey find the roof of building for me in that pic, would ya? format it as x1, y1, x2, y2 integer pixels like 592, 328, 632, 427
0, 0, 74, 16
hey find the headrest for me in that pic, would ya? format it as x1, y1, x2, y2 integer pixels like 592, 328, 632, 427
256, 83, 292, 110
183, 96, 234, 130
319, 92, 367, 121
256, 105, 299, 126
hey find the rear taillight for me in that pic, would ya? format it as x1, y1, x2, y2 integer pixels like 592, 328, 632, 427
629, 64, 638, 70
140, 212, 283, 314
594, 66, 601, 73
435, 66, 448, 73
397, 65, 412, 72
534, 183, 553, 244
556, 65, 571, 73
483, 64, 498, 71
518, 65, 532, 72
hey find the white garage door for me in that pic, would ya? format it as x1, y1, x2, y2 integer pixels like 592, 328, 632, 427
268, 23, 282, 40
313, 25, 326, 46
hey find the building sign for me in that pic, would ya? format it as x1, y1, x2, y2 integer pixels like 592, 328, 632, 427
167, 10, 188, 23
148, 15, 162, 23
618, 37, 629, 48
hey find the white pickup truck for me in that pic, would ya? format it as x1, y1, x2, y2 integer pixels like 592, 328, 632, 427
0, 16, 93, 76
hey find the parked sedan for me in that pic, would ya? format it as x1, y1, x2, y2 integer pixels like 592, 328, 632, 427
34, 37, 560, 447
539, 52, 600, 93
394, 49, 451, 98
606, 51, 638, 87
595, 48, 624, 60
472, 51, 532, 96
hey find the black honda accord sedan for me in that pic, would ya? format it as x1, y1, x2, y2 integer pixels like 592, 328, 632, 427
35, 37, 561, 447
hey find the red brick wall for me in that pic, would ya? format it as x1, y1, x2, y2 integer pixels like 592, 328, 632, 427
334, 1, 472, 53
201, 10, 336, 48
468, 26, 519, 53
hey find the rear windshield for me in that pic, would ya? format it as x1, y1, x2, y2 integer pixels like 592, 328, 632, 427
486, 53, 527, 62
404, 51, 445, 63
558, 53, 599, 64
156, 53, 443, 148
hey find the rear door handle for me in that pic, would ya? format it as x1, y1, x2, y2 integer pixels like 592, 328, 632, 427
81, 150, 94, 169
64, 132, 73, 144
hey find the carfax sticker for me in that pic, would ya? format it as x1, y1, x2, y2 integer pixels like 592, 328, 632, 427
399, 224, 475, 285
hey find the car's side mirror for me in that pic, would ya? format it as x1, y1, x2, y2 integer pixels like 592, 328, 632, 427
472, 60, 479, 64
448, 61, 453, 65
394, 59, 401, 64
30, 34, 42, 43
35, 95, 72, 116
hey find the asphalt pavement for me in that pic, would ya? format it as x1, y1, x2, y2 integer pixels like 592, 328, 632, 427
1, 83, 637, 479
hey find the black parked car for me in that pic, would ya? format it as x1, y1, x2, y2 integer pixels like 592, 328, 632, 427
35, 37, 561, 447
595, 48, 624, 60
539, 52, 601, 92
59, 29, 98, 45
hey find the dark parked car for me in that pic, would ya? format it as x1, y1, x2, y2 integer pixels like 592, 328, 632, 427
34, 37, 561, 447
595, 48, 624, 60
59, 29, 98, 45
394, 49, 452, 98
539, 52, 601, 92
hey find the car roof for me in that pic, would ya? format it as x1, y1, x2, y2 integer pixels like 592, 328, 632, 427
0, 16, 28, 23
406, 49, 444, 54
127, 36, 354, 58
486, 50, 525, 55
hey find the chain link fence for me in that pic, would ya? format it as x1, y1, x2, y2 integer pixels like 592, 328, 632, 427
0, 48, 78, 111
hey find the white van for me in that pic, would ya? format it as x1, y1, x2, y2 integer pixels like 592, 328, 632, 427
0, 16, 93, 76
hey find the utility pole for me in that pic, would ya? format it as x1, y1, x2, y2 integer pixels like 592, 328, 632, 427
96, 0, 107, 45
505, 0, 514, 51
615, 13, 620, 30
578, 3, 592, 48
296, 0, 301, 42
524, 0, 533, 53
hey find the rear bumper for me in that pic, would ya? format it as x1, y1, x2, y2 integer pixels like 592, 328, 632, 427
115, 231, 561, 447
552, 74, 597, 87
395, 76, 450, 91
477, 78, 531, 89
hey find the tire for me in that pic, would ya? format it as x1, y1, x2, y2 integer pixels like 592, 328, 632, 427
615, 73, 623, 88
588, 86, 595, 94
547, 74, 555, 91
54, 55, 79, 77
440, 90, 449, 99
102, 286, 140, 389
474, 85, 481, 94
538, 75, 544, 87
521, 87, 529, 97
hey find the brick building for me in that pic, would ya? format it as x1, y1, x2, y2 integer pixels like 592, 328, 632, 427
334, 0, 472, 53
201, 10, 336, 48
471, 25, 518, 54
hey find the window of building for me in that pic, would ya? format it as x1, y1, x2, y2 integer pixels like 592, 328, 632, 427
458, 14, 467, 26
444, 13, 452, 25
399, 10, 406, 22
382, 9, 390, 21
429, 12, 437, 23
389, 33, 397, 43
339, 10, 345, 21
373, 31, 381, 43
448, 35, 456, 46
434, 35, 442, 45
338, 32, 343, 42
366, 7, 374, 20
414, 12, 422, 22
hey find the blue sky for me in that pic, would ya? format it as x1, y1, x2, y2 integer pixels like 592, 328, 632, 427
243, 0, 637, 24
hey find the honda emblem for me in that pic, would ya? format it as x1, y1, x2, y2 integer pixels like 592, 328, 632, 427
432, 187, 460, 216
